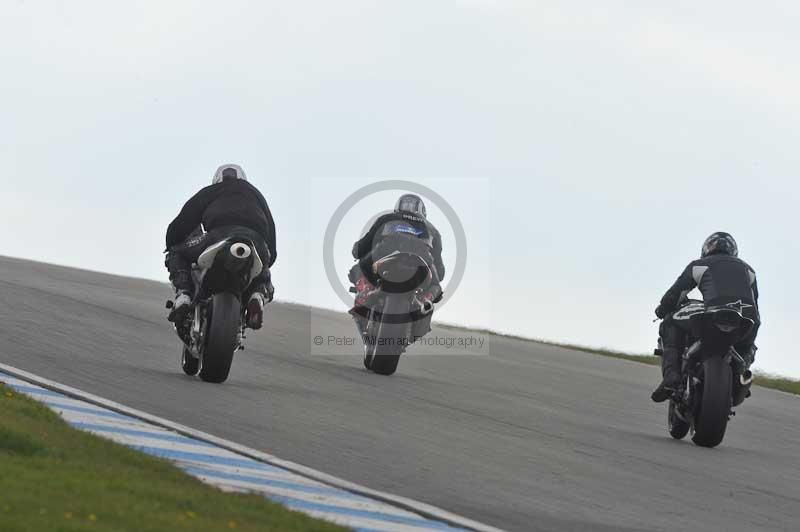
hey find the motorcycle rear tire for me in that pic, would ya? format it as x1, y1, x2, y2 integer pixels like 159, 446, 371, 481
370, 298, 409, 376
362, 314, 376, 370
363, 335, 375, 370
692, 356, 732, 448
199, 292, 240, 384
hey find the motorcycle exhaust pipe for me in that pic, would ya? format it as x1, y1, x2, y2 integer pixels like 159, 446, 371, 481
733, 370, 754, 407
225, 243, 252, 272
230, 243, 252, 260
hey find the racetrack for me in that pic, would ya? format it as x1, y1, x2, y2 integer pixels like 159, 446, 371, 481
1, 255, 798, 532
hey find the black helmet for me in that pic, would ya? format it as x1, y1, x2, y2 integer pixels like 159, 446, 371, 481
395, 194, 427, 218
701, 232, 738, 258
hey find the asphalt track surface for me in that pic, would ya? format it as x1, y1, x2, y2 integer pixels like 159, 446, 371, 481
1, 256, 798, 532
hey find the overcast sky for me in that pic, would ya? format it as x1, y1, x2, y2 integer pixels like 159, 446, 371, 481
3, 1, 799, 376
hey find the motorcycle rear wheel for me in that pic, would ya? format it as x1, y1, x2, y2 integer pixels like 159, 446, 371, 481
363, 336, 376, 370
692, 356, 732, 448
370, 298, 409, 376
199, 292, 240, 384
362, 315, 377, 370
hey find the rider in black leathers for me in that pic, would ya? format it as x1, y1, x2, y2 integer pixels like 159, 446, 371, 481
651, 232, 760, 402
349, 194, 445, 340
165, 164, 276, 329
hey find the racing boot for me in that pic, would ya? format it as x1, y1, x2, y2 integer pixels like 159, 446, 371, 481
741, 344, 757, 368
353, 275, 377, 307
167, 270, 193, 323
245, 276, 274, 330
168, 291, 192, 322
246, 292, 267, 330
651, 347, 682, 403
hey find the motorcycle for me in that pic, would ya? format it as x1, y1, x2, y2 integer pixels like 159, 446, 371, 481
654, 299, 755, 448
351, 250, 436, 376
166, 236, 264, 383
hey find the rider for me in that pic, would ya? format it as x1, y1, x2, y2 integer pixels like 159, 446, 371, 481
165, 164, 276, 329
350, 194, 445, 338
651, 232, 760, 402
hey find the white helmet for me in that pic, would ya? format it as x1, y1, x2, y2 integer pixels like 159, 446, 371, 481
212, 164, 248, 184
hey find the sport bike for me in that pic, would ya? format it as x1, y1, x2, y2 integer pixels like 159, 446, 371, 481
352, 250, 436, 376
655, 299, 755, 448
166, 236, 264, 383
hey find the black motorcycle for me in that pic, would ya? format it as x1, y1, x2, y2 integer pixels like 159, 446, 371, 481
351, 250, 436, 376
166, 237, 264, 383
655, 299, 755, 448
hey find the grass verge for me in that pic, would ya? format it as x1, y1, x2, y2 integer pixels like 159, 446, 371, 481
0, 383, 347, 532
751, 374, 800, 395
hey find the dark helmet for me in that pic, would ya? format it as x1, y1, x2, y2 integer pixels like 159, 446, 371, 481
701, 232, 738, 258
395, 194, 427, 218
212, 164, 248, 184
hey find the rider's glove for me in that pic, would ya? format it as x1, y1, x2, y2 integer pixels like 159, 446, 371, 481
655, 304, 667, 319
